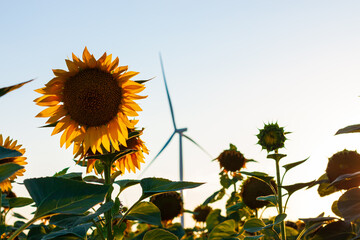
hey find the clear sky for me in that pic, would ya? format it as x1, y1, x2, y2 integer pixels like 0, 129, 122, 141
1, 0, 360, 226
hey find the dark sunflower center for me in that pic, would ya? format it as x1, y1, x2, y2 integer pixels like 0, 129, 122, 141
63, 68, 122, 127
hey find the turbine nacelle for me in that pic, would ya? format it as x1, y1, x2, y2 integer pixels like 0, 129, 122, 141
176, 128, 187, 134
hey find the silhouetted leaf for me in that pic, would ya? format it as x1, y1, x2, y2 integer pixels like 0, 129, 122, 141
256, 195, 277, 206
53, 168, 69, 177
336, 124, 360, 135
267, 153, 287, 161
0, 80, 33, 97
139, 178, 203, 200
166, 223, 185, 239
0, 163, 23, 183
226, 202, 245, 216
309, 220, 354, 240
317, 174, 339, 197
338, 188, 360, 222
12, 212, 27, 220
208, 219, 237, 240
282, 180, 316, 196
0, 146, 22, 159
244, 218, 266, 233
282, 158, 309, 172
240, 171, 274, 183
206, 209, 226, 231
143, 229, 178, 240
328, 171, 360, 188
41, 223, 92, 240
126, 202, 161, 226
331, 200, 342, 218
24, 177, 110, 218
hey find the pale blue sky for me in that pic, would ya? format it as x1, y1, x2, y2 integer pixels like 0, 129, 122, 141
1, 1, 360, 226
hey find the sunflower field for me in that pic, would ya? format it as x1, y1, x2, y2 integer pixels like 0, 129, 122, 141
2, 48, 360, 240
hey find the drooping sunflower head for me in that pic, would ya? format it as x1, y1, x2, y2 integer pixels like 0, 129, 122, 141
326, 149, 360, 190
240, 177, 277, 210
216, 144, 246, 173
257, 122, 288, 153
192, 205, 212, 222
80, 128, 149, 175
150, 191, 183, 222
35, 47, 146, 156
0, 135, 27, 191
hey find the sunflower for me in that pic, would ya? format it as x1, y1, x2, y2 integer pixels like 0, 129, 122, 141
34, 47, 146, 156
240, 177, 276, 210
78, 128, 149, 175
192, 205, 212, 222
257, 122, 287, 153
216, 144, 246, 173
0, 135, 27, 191
326, 149, 360, 190
150, 191, 183, 222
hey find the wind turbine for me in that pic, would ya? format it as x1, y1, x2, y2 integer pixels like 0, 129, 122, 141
140, 53, 212, 226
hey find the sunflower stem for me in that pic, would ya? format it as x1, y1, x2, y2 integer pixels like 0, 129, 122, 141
8, 216, 38, 240
104, 159, 113, 240
274, 151, 286, 240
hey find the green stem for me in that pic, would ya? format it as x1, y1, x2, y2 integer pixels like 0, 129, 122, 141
8, 216, 38, 240
274, 152, 286, 240
92, 219, 106, 240
104, 160, 113, 240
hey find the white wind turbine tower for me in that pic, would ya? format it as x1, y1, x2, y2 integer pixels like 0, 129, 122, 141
140, 53, 212, 226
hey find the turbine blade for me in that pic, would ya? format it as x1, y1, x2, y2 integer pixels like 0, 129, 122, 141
183, 134, 213, 159
159, 53, 177, 130
139, 131, 176, 178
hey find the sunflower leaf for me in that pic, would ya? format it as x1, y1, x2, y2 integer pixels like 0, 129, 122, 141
208, 219, 238, 240
282, 180, 316, 196
317, 174, 339, 197
338, 188, 360, 222
0, 79, 33, 97
282, 158, 309, 173
0, 146, 22, 159
336, 124, 360, 135
24, 177, 110, 218
41, 222, 93, 240
126, 202, 162, 226
240, 171, 274, 183
114, 179, 141, 194
143, 229, 178, 240
203, 188, 225, 205
0, 163, 23, 184
8, 197, 34, 209
327, 171, 360, 188
139, 178, 203, 200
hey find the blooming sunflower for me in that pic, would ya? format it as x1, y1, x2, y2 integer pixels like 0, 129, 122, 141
0, 135, 27, 191
78, 128, 149, 175
34, 47, 146, 156
150, 191, 183, 222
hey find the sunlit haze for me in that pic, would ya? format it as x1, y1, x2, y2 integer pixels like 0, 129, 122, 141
1, 1, 360, 227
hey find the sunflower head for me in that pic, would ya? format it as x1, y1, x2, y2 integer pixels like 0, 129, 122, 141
326, 149, 360, 190
216, 144, 246, 173
192, 205, 212, 222
0, 135, 27, 191
35, 47, 146, 159
150, 191, 183, 222
240, 177, 277, 210
257, 122, 287, 153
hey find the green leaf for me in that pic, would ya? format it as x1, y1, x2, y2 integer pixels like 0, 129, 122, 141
0, 79, 33, 97
114, 179, 141, 194
83, 175, 104, 184
338, 188, 360, 222
226, 202, 245, 216
206, 209, 226, 231
139, 178, 203, 200
126, 202, 162, 226
12, 212, 27, 220
336, 124, 360, 135
282, 180, 316, 196
208, 219, 237, 240
267, 153, 287, 161
203, 188, 225, 205
0, 146, 22, 159
244, 236, 264, 240
143, 229, 178, 240
282, 158, 309, 172
166, 223, 185, 239
331, 200, 342, 218
256, 195, 277, 206
220, 174, 233, 189
24, 177, 110, 218
0, 163, 23, 183
41, 223, 92, 240
57, 172, 82, 181
244, 218, 266, 233
310, 220, 355, 240
53, 168, 70, 177
317, 173, 339, 197
8, 197, 34, 209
